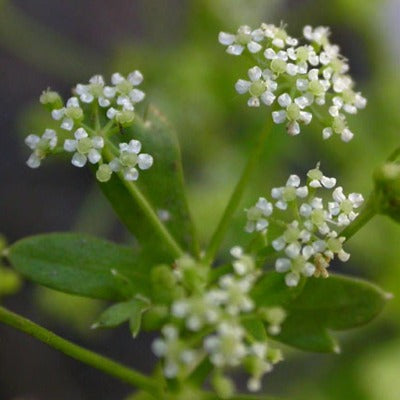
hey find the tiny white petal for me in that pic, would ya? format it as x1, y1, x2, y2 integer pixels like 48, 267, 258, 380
285, 272, 300, 287
247, 41, 262, 53
275, 258, 291, 273
248, 66, 262, 82
124, 167, 139, 181
278, 93, 292, 107
218, 32, 235, 45
235, 79, 251, 94
64, 139, 77, 152
129, 89, 145, 103
128, 70, 144, 86
138, 154, 153, 170
227, 44, 244, 55
71, 153, 87, 167
272, 110, 287, 124
61, 118, 74, 131
75, 128, 88, 140
25, 134, 40, 150
88, 149, 101, 164
27, 154, 41, 168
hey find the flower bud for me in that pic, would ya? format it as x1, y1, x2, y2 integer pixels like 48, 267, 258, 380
373, 162, 400, 222
40, 89, 63, 111
150, 265, 180, 304
141, 305, 169, 331
0, 267, 22, 297
211, 372, 235, 399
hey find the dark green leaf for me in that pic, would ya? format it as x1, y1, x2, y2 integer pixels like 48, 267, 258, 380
251, 272, 389, 352
242, 317, 268, 342
8, 233, 152, 301
129, 300, 149, 337
98, 106, 199, 262
93, 300, 138, 329
277, 274, 389, 352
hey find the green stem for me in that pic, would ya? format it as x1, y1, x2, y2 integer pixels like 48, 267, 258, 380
103, 144, 185, 259
340, 196, 378, 241
387, 146, 400, 162
204, 123, 273, 265
0, 306, 162, 398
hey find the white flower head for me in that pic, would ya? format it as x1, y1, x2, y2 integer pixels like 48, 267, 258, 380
64, 128, 104, 168
25, 129, 58, 168
109, 139, 153, 182
235, 66, 277, 107
219, 25, 264, 56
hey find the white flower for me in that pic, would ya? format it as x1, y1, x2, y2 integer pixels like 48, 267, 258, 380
221, 23, 367, 142
261, 23, 298, 48
235, 66, 277, 107
271, 174, 308, 210
219, 25, 264, 55
272, 93, 313, 135
204, 323, 247, 367
109, 139, 153, 181
245, 167, 364, 286
303, 25, 331, 47
25, 129, 58, 168
329, 187, 364, 226
64, 128, 104, 167
307, 165, 336, 188
245, 197, 274, 233
75, 75, 111, 106
51, 97, 83, 131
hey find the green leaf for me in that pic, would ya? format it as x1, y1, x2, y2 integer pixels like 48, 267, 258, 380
8, 233, 153, 301
98, 106, 199, 261
93, 298, 149, 337
242, 317, 268, 342
129, 300, 150, 337
251, 272, 389, 352
277, 274, 389, 352
251, 271, 304, 307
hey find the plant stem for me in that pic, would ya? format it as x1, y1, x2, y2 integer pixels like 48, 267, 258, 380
341, 196, 378, 241
0, 306, 162, 397
103, 144, 185, 259
204, 122, 272, 265
387, 146, 400, 162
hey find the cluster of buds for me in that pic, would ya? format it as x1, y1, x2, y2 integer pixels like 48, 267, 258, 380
25, 71, 153, 183
219, 23, 367, 140
246, 165, 364, 286
152, 251, 285, 394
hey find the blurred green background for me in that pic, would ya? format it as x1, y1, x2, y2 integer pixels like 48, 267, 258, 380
1, 0, 399, 399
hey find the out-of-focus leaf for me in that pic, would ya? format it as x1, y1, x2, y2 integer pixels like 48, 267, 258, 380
251, 272, 388, 352
277, 275, 389, 352
242, 317, 268, 342
98, 106, 199, 262
8, 233, 152, 301
93, 298, 149, 337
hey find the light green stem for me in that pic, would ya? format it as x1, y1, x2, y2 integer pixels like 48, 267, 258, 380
103, 144, 185, 258
0, 306, 162, 397
204, 123, 272, 265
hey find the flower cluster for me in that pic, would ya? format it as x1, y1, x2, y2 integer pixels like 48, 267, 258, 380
152, 251, 284, 393
219, 23, 367, 140
245, 165, 364, 286
25, 71, 153, 183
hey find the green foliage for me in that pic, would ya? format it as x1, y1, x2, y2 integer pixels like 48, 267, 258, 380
98, 106, 199, 261
93, 298, 150, 337
277, 274, 388, 352
8, 233, 153, 301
